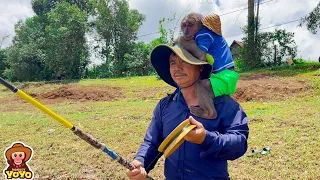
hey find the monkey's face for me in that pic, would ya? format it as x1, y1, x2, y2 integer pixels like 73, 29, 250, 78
181, 14, 203, 41
11, 152, 25, 165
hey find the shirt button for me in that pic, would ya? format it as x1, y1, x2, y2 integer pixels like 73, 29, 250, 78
178, 169, 182, 172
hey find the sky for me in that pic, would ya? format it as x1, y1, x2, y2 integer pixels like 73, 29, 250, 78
0, 0, 319, 64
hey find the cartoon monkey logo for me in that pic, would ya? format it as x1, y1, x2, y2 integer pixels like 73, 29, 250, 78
3, 142, 34, 179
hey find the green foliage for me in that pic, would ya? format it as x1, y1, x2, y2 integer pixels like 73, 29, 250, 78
45, 1, 89, 79
152, 15, 176, 46
123, 42, 155, 76
86, 63, 113, 79
4, 0, 91, 81
0, 49, 6, 76
300, 2, 320, 34
4, 16, 52, 81
32, 0, 94, 15
293, 58, 309, 65
241, 29, 297, 69
93, 0, 146, 77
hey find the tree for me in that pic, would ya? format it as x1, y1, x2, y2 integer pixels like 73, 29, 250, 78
0, 49, 6, 77
32, 0, 94, 15
123, 42, 154, 76
300, 2, 320, 34
45, 1, 89, 79
270, 29, 297, 65
240, 29, 297, 68
93, 0, 145, 77
4, 17, 50, 81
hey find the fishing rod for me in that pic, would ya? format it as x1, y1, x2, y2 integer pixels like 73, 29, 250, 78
0, 77, 154, 180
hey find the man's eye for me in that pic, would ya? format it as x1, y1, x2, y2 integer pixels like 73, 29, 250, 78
188, 24, 194, 27
19, 154, 22, 157
14, 154, 17, 157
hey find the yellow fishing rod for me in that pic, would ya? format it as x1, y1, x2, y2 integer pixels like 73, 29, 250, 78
0, 77, 154, 180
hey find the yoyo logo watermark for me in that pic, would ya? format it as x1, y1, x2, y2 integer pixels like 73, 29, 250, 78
3, 142, 34, 179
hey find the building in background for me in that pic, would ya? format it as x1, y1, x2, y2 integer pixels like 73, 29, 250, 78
230, 40, 243, 60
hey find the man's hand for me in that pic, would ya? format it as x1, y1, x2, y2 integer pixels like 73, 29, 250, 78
184, 116, 206, 144
125, 160, 147, 180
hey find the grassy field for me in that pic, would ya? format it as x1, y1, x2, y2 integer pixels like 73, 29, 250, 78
0, 65, 320, 179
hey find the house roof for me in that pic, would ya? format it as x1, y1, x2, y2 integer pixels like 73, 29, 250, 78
230, 40, 244, 48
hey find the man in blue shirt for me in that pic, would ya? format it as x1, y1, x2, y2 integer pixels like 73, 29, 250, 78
125, 45, 249, 180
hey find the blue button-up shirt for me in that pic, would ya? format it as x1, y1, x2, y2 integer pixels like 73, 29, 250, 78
135, 89, 249, 179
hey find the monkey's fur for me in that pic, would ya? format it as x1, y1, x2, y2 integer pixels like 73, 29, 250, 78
174, 13, 217, 119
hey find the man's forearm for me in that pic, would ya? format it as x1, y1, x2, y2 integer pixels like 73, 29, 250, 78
198, 129, 248, 160
198, 104, 249, 160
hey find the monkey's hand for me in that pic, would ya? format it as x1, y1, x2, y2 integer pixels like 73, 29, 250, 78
178, 38, 207, 62
172, 38, 179, 46
177, 36, 192, 50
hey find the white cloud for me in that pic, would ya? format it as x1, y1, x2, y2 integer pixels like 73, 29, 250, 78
1, 0, 319, 61
130, 0, 320, 61
0, 0, 34, 48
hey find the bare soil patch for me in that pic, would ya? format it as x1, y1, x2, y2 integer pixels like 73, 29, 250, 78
31, 85, 125, 102
233, 74, 310, 102
0, 74, 312, 105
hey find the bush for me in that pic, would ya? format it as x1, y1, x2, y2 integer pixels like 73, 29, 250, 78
234, 58, 245, 71
293, 58, 309, 65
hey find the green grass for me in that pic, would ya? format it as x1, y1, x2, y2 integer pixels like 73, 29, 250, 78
239, 62, 320, 77
1, 66, 320, 179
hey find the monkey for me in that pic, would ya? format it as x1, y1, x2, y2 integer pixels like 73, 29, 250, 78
174, 13, 239, 119
175, 13, 208, 63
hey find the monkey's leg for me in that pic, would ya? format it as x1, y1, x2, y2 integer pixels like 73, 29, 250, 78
190, 79, 217, 119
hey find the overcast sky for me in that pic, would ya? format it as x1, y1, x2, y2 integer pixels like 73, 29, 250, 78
0, 0, 319, 63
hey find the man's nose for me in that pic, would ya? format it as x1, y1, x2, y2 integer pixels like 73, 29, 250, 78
174, 61, 184, 70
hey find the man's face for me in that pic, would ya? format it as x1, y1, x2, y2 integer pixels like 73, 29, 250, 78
169, 53, 202, 88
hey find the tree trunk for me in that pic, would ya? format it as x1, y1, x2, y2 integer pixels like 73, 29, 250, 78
274, 45, 277, 66
247, 0, 255, 68
255, 0, 260, 42
105, 41, 109, 64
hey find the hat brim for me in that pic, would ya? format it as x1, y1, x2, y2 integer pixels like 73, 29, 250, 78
150, 44, 212, 87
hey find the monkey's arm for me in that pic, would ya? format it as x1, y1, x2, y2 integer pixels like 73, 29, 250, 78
172, 38, 179, 46
178, 37, 207, 62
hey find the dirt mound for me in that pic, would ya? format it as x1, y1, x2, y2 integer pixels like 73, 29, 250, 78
0, 74, 312, 104
233, 75, 310, 102
34, 85, 124, 102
